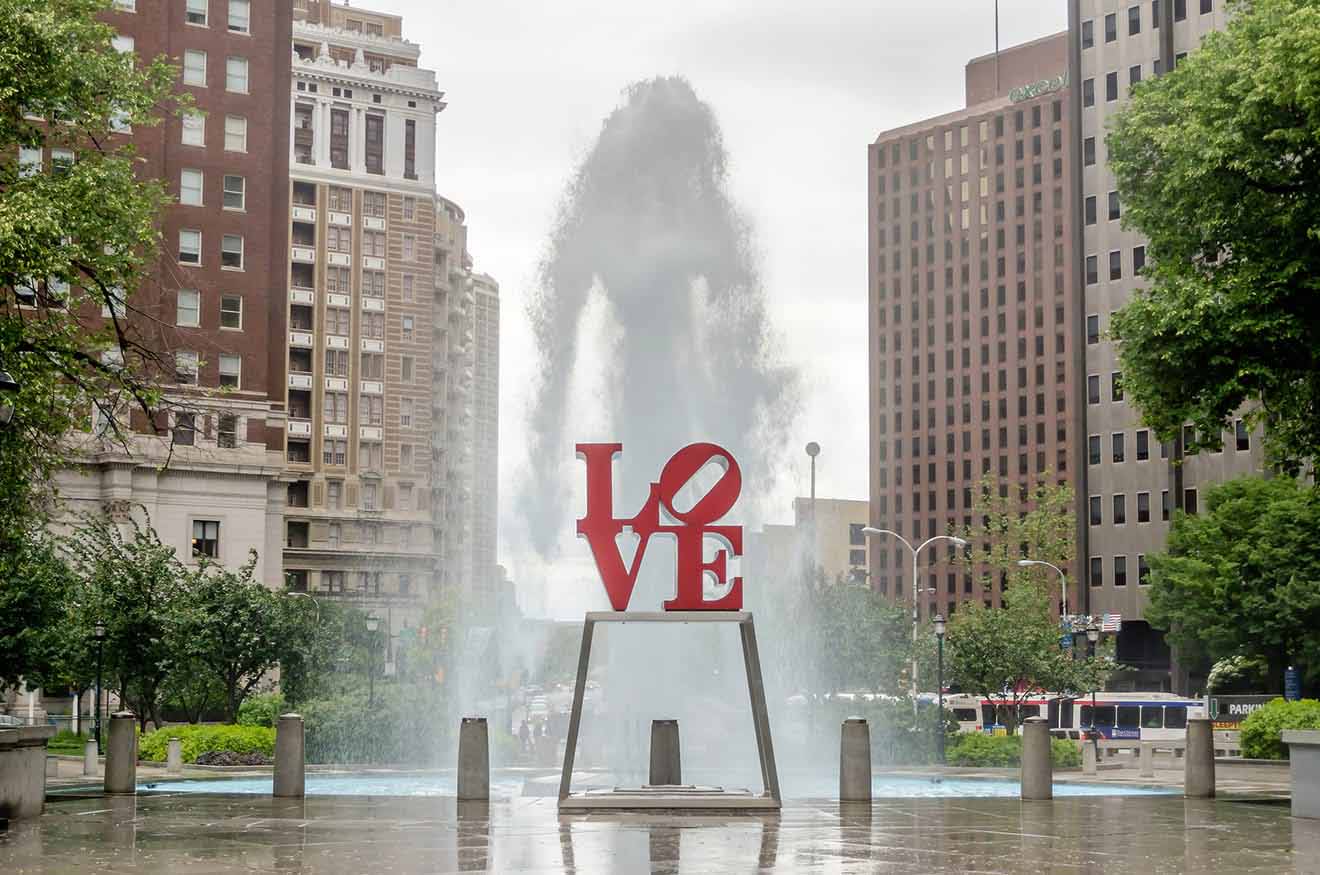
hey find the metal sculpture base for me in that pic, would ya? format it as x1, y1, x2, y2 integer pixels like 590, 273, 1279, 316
557, 611, 781, 811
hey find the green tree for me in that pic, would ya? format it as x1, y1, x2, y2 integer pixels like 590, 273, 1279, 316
958, 473, 1076, 607
0, 529, 71, 690
1107, 0, 1320, 471
1145, 476, 1320, 692
64, 512, 187, 729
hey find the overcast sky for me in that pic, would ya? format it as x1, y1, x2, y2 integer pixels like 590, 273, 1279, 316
377, 0, 1067, 605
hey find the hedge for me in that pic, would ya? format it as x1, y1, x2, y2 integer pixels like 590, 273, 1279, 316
139, 724, 275, 764
945, 732, 1081, 768
1240, 698, 1320, 760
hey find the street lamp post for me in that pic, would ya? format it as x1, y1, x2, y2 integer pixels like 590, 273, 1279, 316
862, 527, 968, 710
93, 620, 106, 749
365, 613, 380, 708
1086, 621, 1100, 750
933, 613, 947, 765
805, 442, 820, 570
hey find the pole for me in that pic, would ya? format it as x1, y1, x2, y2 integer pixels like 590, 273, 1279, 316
911, 548, 920, 709
368, 641, 376, 708
937, 633, 945, 765
994, 0, 1001, 95
95, 638, 104, 750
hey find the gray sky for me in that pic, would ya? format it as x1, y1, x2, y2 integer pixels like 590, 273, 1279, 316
381, 0, 1067, 607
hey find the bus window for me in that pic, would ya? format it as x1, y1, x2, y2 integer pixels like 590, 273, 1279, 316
1018, 704, 1040, 721
1165, 707, 1187, 730
1141, 706, 1164, 729
953, 709, 978, 722
982, 705, 996, 726
1092, 706, 1116, 727
1117, 706, 1140, 730
1058, 699, 1074, 729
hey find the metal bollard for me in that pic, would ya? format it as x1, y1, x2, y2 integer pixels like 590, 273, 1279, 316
83, 739, 98, 777
167, 737, 183, 775
458, 717, 490, 801
273, 714, 305, 798
1082, 739, 1097, 775
1185, 718, 1215, 798
839, 718, 872, 803
1020, 717, 1053, 800
103, 711, 137, 795
1139, 742, 1155, 778
649, 720, 682, 786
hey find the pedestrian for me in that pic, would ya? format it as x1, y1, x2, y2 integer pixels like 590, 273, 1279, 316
519, 719, 531, 754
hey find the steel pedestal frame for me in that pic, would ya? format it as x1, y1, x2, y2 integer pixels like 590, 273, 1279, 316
557, 611, 782, 811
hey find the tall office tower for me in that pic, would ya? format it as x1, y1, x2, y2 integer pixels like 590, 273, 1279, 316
1069, 0, 1258, 691
280, 2, 448, 633
54, 0, 293, 586
468, 272, 500, 605
868, 34, 1082, 622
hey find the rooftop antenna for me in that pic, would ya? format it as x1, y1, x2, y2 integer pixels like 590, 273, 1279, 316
995, 0, 1001, 95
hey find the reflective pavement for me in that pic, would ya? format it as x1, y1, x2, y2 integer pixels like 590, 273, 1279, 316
1, 792, 1316, 873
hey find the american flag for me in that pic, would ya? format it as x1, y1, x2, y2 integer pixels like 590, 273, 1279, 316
1101, 613, 1122, 633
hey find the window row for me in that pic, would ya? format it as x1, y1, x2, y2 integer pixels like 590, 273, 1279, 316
1089, 489, 1198, 528
1084, 246, 1146, 284
874, 102, 1064, 169
174, 350, 242, 388
178, 170, 246, 209
183, 0, 251, 33
182, 51, 250, 93
1087, 554, 1150, 588
180, 112, 247, 151
178, 230, 244, 269
174, 289, 243, 329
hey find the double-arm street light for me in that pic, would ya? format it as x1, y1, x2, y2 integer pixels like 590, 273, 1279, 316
1086, 621, 1100, 749
1017, 558, 1074, 656
862, 527, 968, 707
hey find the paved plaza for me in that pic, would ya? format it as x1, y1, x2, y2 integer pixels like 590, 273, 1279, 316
1, 785, 1317, 873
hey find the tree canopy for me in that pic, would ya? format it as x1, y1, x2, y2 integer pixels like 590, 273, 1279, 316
1107, 0, 1320, 471
1145, 476, 1320, 691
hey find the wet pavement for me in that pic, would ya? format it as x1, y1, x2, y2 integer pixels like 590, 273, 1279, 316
2, 791, 1318, 873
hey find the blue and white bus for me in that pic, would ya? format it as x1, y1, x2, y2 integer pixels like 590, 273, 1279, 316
946, 692, 1205, 741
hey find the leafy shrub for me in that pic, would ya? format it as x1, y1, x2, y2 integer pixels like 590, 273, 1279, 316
139, 724, 275, 764
946, 732, 1080, 768
195, 751, 272, 766
237, 692, 285, 728
1240, 698, 1320, 760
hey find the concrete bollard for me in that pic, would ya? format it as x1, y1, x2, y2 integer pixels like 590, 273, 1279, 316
457, 717, 490, 801
166, 737, 183, 775
1020, 717, 1053, 800
1185, 717, 1215, 798
45, 756, 59, 778
83, 739, 98, 777
273, 714, 305, 798
839, 718, 872, 803
103, 712, 136, 795
1082, 739, 1097, 775
649, 719, 682, 786
1139, 742, 1155, 778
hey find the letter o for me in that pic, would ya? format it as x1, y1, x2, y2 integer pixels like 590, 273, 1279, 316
657, 443, 741, 526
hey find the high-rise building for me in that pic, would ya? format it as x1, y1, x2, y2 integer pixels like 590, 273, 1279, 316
1069, 0, 1258, 690
868, 34, 1082, 621
279, 2, 449, 631
469, 272, 500, 600
55, 0, 293, 586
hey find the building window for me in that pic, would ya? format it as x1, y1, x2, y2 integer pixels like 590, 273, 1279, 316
362, 394, 383, 426
364, 114, 384, 174
323, 440, 347, 467
1106, 72, 1119, 102
228, 0, 249, 33
179, 229, 201, 264
403, 197, 415, 220
1087, 434, 1101, 465
1129, 4, 1142, 34
218, 353, 240, 388
401, 355, 414, 383
330, 109, 349, 169
1084, 196, 1096, 225
360, 441, 382, 471
1138, 555, 1151, 584
1109, 250, 1122, 280
402, 274, 414, 302
324, 392, 348, 424
404, 119, 416, 179
363, 191, 386, 218
1136, 429, 1149, 461
361, 482, 378, 511
185, 0, 207, 25
221, 234, 243, 269
1083, 137, 1096, 167
1175, 0, 1187, 20
224, 115, 247, 152
182, 110, 205, 145
1082, 78, 1094, 108
401, 315, 414, 339
220, 294, 242, 329
1087, 374, 1101, 405
400, 443, 413, 470
217, 413, 238, 448
402, 234, 414, 261
1162, 490, 1171, 521
183, 49, 207, 86
1089, 556, 1103, 587
1110, 372, 1123, 402
1114, 494, 1127, 525
1137, 492, 1151, 523
175, 351, 198, 384
1112, 433, 1126, 463
180, 169, 203, 206
1104, 12, 1117, 41
1081, 19, 1094, 48
1089, 495, 1102, 526
326, 480, 342, 508
1234, 419, 1250, 451
174, 411, 196, 445
192, 519, 220, 558
222, 174, 244, 210
1086, 314, 1100, 344
1114, 556, 1128, 587
363, 231, 385, 257
1086, 255, 1098, 285
1184, 488, 1198, 515
176, 288, 200, 326
400, 397, 414, 428
1130, 64, 1143, 86
1133, 246, 1146, 274
1201, 0, 1212, 12
225, 57, 248, 93
327, 226, 351, 253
